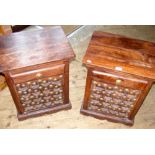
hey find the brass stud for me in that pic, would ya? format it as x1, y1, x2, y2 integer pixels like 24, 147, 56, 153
92, 89, 96, 92
27, 81, 31, 85
93, 81, 97, 84
119, 89, 123, 92
39, 86, 43, 89
31, 102, 35, 105
100, 98, 103, 101
30, 95, 34, 99
23, 91, 27, 95
32, 82, 36, 85
34, 89, 38, 92
114, 86, 118, 90
54, 78, 57, 81
59, 90, 63, 93
112, 93, 116, 97
110, 100, 114, 103
38, 79, 42, 83
16, 84, 20, 87
28, 89, 32, 93
21, 84, 25, 87
97, 83, 101, 87
102, 91, 106, 94
59, 96, 62, 99
20, 97, 24, 101
50, 91, 54, 94
116, 79, 122, 85
18, 91, 22, 94
130, 105, 134, 108
49, 84, 53, 88
125, 88, 129, 92
59, 75, 63, 78
103, 83, 108, 87
40, 93, 43, 96
36, 73, 42, 78
57, 83, 61, 86
48, 77, 52, 80
43, 80, 46, 83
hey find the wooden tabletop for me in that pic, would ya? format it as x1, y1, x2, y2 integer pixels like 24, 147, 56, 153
0, 26, 75, 72
83, 31, 155, 80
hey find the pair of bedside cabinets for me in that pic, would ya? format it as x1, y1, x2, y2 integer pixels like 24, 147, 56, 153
0, 26, 155, 126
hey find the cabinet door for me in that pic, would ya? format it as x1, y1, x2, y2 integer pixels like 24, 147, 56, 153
82, 69, 151, 124
7, 63, 66, 114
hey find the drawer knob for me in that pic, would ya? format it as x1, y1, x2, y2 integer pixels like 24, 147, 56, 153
36, 73, 42, 78
116, 79, 122, 85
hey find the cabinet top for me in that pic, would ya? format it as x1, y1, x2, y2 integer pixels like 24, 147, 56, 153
83, 31, 155, 79
0, 26, 75, 72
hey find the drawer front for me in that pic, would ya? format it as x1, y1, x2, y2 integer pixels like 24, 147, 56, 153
10, 64, 66, 114
86, 70, 148, 119
10, 64, 65, 84
92, 70, 147, 90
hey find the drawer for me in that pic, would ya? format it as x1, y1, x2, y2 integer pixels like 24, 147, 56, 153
92, 70, 148, 90
10, 64, 65, 84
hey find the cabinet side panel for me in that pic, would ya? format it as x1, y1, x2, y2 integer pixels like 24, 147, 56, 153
4, 71, 24, 113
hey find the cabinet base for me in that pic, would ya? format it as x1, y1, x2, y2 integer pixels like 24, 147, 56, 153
80, 107, 134, 126
18, 103, 72, 121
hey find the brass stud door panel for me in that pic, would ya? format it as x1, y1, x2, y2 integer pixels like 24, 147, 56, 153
15, 74, 64, 114
87, 79, 142, 119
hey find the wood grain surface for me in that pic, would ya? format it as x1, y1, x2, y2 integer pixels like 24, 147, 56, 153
0, 25, 155, 128
0, 26, 75, 72
83, 31, 155, 79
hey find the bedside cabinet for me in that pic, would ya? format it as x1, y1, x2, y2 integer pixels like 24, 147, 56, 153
0, 26, 75, 120
81, 31, 155, 125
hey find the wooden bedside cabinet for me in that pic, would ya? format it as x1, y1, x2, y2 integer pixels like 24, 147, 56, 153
0, 26, 75, 120
80, 31, 155, 125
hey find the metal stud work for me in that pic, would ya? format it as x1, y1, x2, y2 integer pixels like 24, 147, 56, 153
16, 74, 64, 113
88, 80, 141, 118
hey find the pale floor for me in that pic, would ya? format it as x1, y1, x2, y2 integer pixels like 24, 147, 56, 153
0, 25, 155, 128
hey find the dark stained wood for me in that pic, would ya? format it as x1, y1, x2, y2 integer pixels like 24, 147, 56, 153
83, 31, 155, 80
81, 31, 155, 125
0, 26, 75, 72
1, 27, 75, 120
10, 63, 65, 84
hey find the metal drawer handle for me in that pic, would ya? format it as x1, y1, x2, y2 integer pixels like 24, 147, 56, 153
116, 79, 122, 85
36, 73, 42, 78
